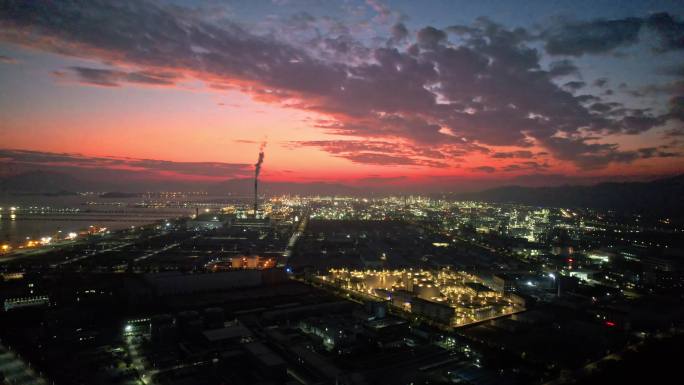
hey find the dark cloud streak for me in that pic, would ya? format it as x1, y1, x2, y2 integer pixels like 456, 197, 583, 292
0, 149, 251, 178
542, 12, 684, 56
66, 66, 182, 87
0, 1, 677, 171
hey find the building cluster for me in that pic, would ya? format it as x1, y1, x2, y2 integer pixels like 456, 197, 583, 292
0, 192, 683, 385
316, 268, 524, 326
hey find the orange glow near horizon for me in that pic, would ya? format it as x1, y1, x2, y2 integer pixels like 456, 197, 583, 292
2, 88, 681, 185
0, 15, 682, 190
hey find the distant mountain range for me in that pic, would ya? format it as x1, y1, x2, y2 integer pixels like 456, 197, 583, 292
2, 170, 683, 215
456, 174, 684, 215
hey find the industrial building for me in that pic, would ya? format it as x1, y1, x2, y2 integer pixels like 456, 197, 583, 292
314, 268, 525, 327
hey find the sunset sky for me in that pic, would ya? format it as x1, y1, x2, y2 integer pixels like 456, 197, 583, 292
1, 0, 684, 191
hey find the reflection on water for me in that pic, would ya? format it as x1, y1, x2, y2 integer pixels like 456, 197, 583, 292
0, 214, 178, 244
0, 193, 235, 244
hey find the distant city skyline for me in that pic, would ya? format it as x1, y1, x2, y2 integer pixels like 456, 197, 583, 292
1, 0, 684, 190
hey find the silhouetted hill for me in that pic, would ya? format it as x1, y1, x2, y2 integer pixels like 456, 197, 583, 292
5, 170, 682, 213
458, 174, 684, 215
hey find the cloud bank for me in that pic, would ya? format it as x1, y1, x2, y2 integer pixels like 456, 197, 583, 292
0, 0, 682, 175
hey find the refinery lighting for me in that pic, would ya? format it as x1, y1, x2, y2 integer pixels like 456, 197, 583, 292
315, 268, 525, 327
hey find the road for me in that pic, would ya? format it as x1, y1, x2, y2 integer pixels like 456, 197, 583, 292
280, 212, 308, 266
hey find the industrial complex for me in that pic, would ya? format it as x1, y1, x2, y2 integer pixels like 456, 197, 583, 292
314, 268, 525, 327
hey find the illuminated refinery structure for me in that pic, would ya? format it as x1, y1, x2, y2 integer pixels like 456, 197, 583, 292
206, 255, 276, 270
315, 268, 525, 327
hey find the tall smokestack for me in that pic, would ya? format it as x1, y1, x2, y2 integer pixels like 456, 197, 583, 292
254, 142, 266, 216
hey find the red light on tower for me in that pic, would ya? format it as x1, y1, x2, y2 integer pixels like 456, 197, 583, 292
605, 321, 616, 327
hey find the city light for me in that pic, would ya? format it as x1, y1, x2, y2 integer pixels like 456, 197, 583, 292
0, 0, 682, 381
316, 268, 524, 327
